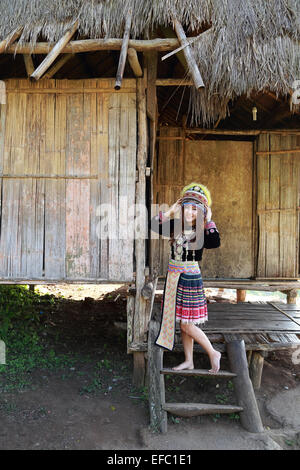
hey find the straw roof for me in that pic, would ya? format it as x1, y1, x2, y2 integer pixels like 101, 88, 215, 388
0, 0, 299, 125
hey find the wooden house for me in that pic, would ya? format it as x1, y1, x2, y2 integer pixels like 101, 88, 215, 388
0, 1, 299, 388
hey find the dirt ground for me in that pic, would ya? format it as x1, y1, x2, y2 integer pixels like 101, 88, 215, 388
0, 284, 299, 451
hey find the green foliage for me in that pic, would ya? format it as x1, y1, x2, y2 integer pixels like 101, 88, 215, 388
0, 285, 54, 340
0, 285, 75, 392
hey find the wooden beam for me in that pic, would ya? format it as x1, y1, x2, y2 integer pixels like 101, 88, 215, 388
43, 54, 74, 78
256, 148, 300, 155
0, 26, 23, 53
172, 18, 204, 89
115, 10, 133, 89
185, 128, 300, 135
127, 48, 143, 77
23, 55, 35, 77
7, 38, 197, 54
156, 78, 193, 86
31, 21, 78, 80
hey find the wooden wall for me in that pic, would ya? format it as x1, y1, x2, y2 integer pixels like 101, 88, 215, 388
154, 127, 300, 280
0, 79, 137, 282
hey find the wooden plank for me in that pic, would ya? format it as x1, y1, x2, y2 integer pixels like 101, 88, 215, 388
161, 368, 236, 378
163, 403, 243, 418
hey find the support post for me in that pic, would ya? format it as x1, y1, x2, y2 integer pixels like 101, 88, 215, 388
23, 55, 35, 77
226, 339, 264, 433
249, 351, 264, 390
237, 289, 246, 302
148, 319, 168, 433
132, 77, 148, 387
115, 10, 132, 89
127, 48, 143, 77
172, 18, 204, 89
286, 289, 298, 304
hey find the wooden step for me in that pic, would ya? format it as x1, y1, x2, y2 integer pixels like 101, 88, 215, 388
161, 368, 237, 378
163, 402, 243, 418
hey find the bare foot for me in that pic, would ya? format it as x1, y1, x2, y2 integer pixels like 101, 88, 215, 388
208, 351, 221, 374
172, 361, 194, 371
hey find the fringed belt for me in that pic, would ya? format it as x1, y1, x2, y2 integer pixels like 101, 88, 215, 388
155, 259, 200, 351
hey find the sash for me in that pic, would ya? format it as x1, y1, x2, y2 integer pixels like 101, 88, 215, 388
155, 259, 200, 351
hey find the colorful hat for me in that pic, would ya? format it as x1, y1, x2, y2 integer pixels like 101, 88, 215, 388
180, 182, 212, 208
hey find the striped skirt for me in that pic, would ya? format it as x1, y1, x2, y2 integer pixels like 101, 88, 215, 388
155, 259, 208, 351
175, 272, 208, 325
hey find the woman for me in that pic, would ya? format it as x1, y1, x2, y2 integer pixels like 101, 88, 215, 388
151, 183, 221, 373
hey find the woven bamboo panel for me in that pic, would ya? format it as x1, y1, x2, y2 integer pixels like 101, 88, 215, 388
0, 79, 136, 281
257, 133, 300, 277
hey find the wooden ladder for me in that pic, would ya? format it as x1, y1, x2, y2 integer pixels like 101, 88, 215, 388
148, 320, 264, 434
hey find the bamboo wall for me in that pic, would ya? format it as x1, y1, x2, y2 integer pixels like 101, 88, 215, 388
257, 133, 300, 278
154, 127, 300, 280
0, 79, 137, 282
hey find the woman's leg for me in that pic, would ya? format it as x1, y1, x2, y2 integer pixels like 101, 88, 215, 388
177, 322, 221, 373
172, 328, 194, 370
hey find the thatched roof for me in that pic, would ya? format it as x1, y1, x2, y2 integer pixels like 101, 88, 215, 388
0, 0, 300, 125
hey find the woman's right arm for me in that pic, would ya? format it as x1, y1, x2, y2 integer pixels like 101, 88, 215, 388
150, 199, 182, 236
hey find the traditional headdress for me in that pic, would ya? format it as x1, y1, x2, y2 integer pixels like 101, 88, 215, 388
180, 182, 212, 209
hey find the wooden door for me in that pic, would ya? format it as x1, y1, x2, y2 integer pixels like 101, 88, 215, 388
0, 79, 137, 282
256, 133, 300, 278
154, 127, 254, 279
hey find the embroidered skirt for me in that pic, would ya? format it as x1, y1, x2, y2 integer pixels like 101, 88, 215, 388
155, 259, 208, 351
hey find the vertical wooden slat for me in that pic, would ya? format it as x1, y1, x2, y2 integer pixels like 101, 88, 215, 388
65, 81, 90, 278
257, 133, 269, 277
279, 134, 297, 277
44, 82, 66, 278
265, 134, 280, 277
98, 92, 109, 279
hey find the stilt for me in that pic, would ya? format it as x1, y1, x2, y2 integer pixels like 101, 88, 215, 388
133, 352, 146, 388
226, 339, 264, 433
286, 289, 298, 304
148, 319, 168, 433
249, 351, 264, 390
236, 289, 246, 302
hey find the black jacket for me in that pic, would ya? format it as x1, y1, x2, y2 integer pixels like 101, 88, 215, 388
150, 212, 220, 262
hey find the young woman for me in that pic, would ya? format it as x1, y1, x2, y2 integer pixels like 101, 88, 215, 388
151, 183, 221, 373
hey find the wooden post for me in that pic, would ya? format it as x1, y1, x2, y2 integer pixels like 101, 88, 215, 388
226, 339, 264, 433
148, 319, 168, 433
23, 55, 35, 77
115, 10, 132, 90
237, 289, 246, 302
132, 77, 148, 386
286, 289, 298, 304
172, 18, 204, 89
249, 351, 264, 390
31, 21, 78, 80
43, 54, 74, 79
127, 48, 143, 77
